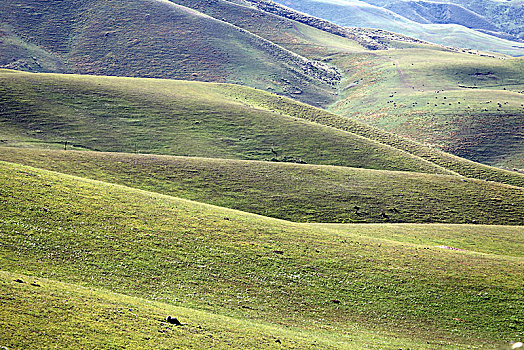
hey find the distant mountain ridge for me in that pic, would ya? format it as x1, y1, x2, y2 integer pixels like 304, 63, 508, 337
387, 1, 498, 30
271, 0, 524, 55
364, 0, 524, 42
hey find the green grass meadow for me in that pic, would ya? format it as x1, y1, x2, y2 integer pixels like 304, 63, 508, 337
0, 1, 523, 347
0, 161, 523, 348
1, 147, 523, 225
0, 70, 451, 174
329, 49, 524, 169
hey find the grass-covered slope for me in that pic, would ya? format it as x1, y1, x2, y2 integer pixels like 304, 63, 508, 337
3, 271, 382, 350
6, 270, 502, 350
222, 83, 524, 187
1, 161, 524, 347
175, 0, 524, 171
2, 69, 523, 186
0, 0, 339, 106
167, 0, 368, 56
2, 147, 524, 225
312, 223, 524, 258
330, 49, 524, 169
0, 70, 451, 174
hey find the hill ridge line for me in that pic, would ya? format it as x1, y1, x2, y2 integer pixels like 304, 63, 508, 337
218, 95, 460, 176
4, 159, 523, 247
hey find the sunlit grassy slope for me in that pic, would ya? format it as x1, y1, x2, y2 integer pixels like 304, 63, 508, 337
1, 0, 522, 171
2, 270, 391, 350
221, 83, 524, 187
160, 0, 524, 170
1, 160, 523, 348
0, 0, 339, 106
0, 70, 451, 175
2, 270, 487, 350
2, 147, 523, 225
329, 49, 524, 169
167, 0, 369, 57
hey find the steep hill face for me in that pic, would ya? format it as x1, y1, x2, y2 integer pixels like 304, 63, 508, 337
0, 0, 340, 106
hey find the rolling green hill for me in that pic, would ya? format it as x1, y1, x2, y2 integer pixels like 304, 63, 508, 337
178, 0, 524, 171
2, 271, 372, 349
2, 147, 524, 225
1, 0, 523, 348
0, 0, 340, 106
0, 69, 452, 175
1, 0, 522, 170
328, 49, 524, 170
1, 160, 523, 348
222, 83, 524, 187
3, 69, 524, 187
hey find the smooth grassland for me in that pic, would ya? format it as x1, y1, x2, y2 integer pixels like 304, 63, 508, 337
0, 161, 523, 347
0, 69, 451, 175
311, 223, 524, 258
0, 0, 339, 106
1, 68, 523, 186
2, 270, 409, 350
1, 147, 523, 225
0, 270, 486, 350
330, 49, 524, 169
222, 82, 524, 187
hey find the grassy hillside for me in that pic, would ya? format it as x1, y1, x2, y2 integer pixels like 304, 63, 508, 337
3, 270, 386, 349
182, 0, 524, 171
171, 0, 524, 171
2, 147, 524, 225
329, 49, 524, 169
2, 270, 491, 350
2, 0, 522, 170
0, 0, 339, 106
3, 69, 522, 185
1, 160, 523, 347
0, 70, 452, 175
221, 83, 524, 187
311, 223, 524, 258
167, 0, 368, 57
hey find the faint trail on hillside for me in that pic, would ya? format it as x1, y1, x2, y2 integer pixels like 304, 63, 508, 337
391, 58, 410, 89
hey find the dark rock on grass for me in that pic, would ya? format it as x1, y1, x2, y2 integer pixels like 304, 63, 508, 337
13, 279, 24, 283
166, 316, 183, 326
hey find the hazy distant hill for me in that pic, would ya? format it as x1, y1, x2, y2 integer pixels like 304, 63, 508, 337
271, 0, 524, 56
363, 0, 524, 42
